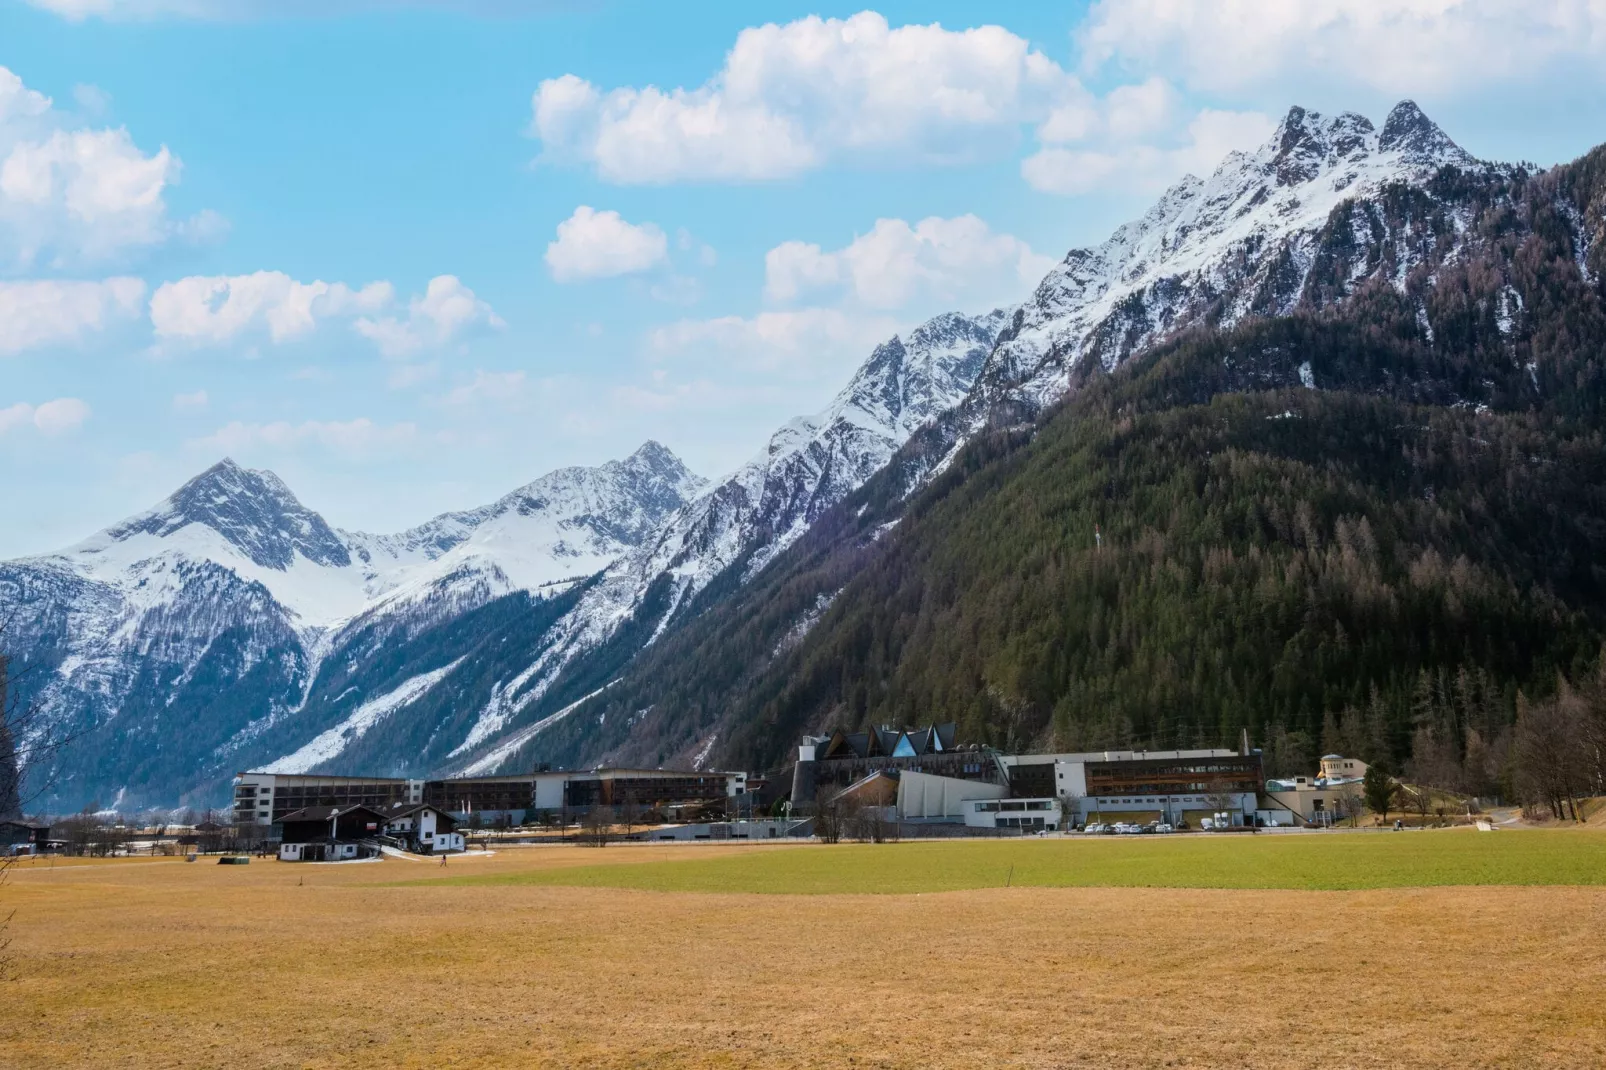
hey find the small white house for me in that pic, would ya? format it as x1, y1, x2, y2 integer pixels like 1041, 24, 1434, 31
381, 803, 463, 853
428, 831, 465, 852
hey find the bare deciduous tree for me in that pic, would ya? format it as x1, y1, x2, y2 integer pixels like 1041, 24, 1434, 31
1512, 691, 1591, 821
579, 805, 616, 848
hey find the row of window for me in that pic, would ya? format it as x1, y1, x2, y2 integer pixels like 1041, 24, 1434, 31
972, 800, 1055, 813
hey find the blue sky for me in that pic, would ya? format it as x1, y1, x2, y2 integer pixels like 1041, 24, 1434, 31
3, 0, 1605, 555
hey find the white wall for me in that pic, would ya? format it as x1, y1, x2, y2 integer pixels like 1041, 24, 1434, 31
1054, 760, 1088, 797
896, 771, 1007, 820
964, 798, 1059, 830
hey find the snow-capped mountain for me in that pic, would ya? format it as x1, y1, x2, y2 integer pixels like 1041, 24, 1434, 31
968, 101, 1482, 423
440, 309, 1010, 773
1, 443, 704, 810
582, 309, 1010, 633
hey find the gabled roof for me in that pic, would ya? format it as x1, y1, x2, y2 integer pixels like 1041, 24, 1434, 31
379, 802, 458, 828
814, 722, 961, 761
279, 804, 388, 823
870, 727, 900, 756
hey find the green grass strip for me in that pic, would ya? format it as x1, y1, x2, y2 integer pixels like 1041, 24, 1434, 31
405, 829, 1606, 894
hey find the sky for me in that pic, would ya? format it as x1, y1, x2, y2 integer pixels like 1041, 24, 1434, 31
2, 0, 1605, 556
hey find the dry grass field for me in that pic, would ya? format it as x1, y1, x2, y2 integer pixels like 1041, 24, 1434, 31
5, 834, 1606, 1069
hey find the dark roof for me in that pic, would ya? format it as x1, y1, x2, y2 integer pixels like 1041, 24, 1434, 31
377, 802, 456, 824
0, 820, 50, 832
817, 722, 961, 761
279, 804, 389, 823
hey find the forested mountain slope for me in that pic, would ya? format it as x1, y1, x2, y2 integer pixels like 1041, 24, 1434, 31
535, 137, 1606, 783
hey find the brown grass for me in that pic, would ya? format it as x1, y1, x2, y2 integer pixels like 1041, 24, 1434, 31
4, 844, 1605, 1069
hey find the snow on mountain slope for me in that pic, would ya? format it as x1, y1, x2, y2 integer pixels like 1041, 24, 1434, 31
968, 100, 1481, 422
1, 443, 704, 810
452, 100, 1563, 778
444, 309, 1010, 773
263, 657, 466, 774
349, 440, 708, 618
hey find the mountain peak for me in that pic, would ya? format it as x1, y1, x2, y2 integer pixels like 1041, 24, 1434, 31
107, 458, 351, 571
1379, 99, 1466, 162
624, 439, 685, 473
614, 440, 704, 495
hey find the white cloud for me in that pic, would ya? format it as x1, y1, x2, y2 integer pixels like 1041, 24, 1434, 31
0, 66, 201, 267
531, 12, 1080, 183
354, 275, 503, 358
439, 369, 528, 407
545, 206, 668, 282
150, 271, 392, 345
1079, 0, 1606, 95
0, 397, 91, 435
193, 417, 418, 456
1022, 107, 1275, 195
0, 68, 51, 124
172, 389, 208, 410
649, 307, 900, 379
765, 215, 1054, 310
0, 277, 145, 355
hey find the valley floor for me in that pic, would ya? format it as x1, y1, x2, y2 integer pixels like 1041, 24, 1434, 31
4, 833, 1606, 1068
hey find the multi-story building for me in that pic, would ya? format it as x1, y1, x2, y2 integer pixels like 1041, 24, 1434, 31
233, 767, 748, 827
1003, 749, 1264, 827
794, 726, 1266, 829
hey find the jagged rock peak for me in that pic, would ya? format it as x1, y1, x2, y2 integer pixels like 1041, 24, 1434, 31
107, 458, 351, 571
613, 440, 702, 486
1379, 99, 1465, 160
1264, 100, 1471, 187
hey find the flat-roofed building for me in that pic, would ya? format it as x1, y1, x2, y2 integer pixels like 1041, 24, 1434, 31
1004, 749, 1262, 827
233, 773, 422, 827
234, 767, 749, 827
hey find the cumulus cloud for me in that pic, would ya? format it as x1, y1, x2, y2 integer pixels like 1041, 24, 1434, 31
0, 276, 146, 355
150, 271, 392, 345
148, 271, 498, 357
545, 206, 668, 282
0, 397, 91, 435
1022, 107, 1277, 195
193, 417, 418, 456
649, 307, 900, 379
354, 275, 504, 358
0, 65, 204, 267
531, 12, 1079, 183
172, 389, 208, 410
765, 215, 1054, 310
1079, 0, 1606, 95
